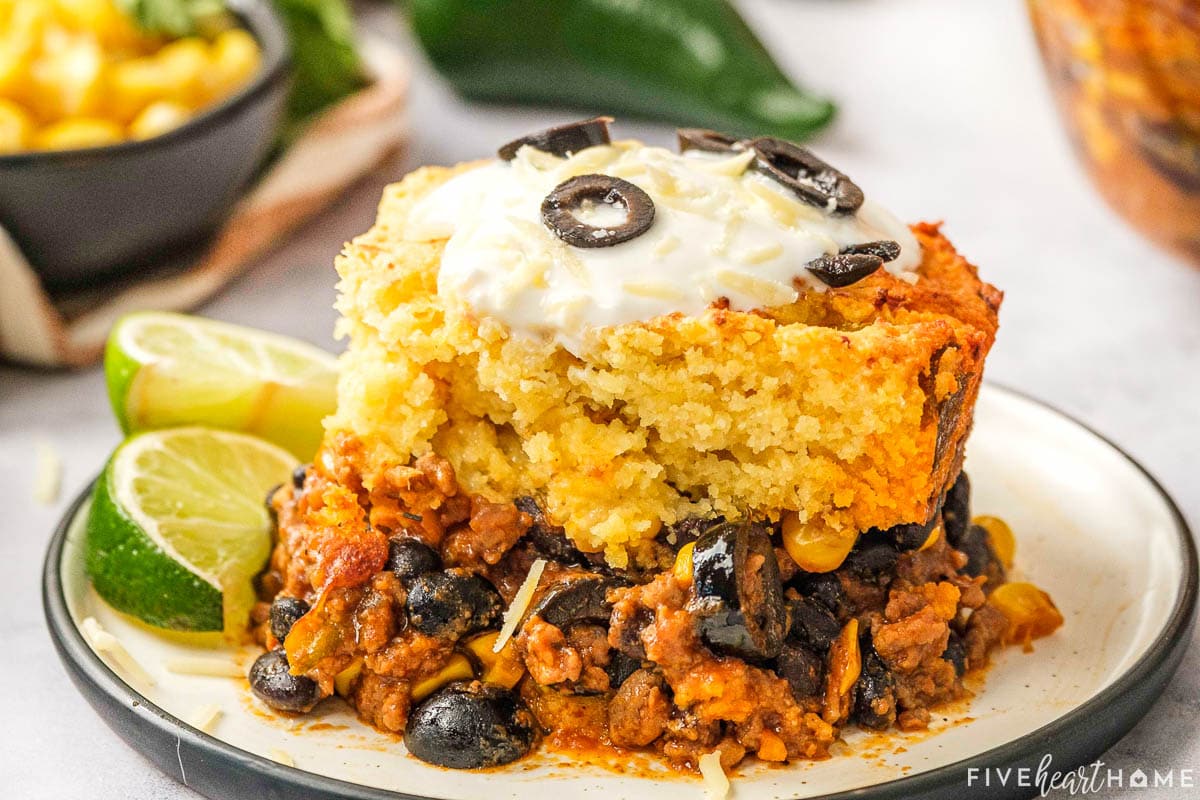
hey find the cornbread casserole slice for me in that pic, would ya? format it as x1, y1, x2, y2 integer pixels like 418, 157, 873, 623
251, 120, 1060, 776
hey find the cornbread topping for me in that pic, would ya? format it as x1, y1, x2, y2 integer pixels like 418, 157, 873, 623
406, 139, 921, 354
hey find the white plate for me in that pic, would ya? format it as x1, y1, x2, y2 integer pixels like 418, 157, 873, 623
44, 385, 1197, 800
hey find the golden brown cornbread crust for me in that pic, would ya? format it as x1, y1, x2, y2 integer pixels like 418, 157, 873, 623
325, 165, 1001, 567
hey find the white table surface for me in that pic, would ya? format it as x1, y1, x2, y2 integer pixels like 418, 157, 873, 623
2, 1, 1197, 797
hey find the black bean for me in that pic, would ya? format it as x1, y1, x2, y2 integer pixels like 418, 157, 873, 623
498, 116, 612, 161
957, 524, 1005, 585
291, 464, 309, 491
268, 596, 310, 642
386, 537, 442, 584
942, 472, 971, 546
786, 597, 841, 651
776, 642, 824, 702
541, 174, 656, 249
249, 649, 320, 713
852, 645, 896, 730
606, 651, 642, 690
885, 516, 937, 551
407, 571, 503, 640
515, 496, 592, 568
405, 682, 536, 769
840, 534, 899, 581
789, 572, 847, 618
943, 630, 967, 677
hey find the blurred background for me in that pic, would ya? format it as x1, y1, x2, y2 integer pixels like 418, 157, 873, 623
2, 1, 1198, 797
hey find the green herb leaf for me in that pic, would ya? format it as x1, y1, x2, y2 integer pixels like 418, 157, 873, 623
117, 0, 228, 37
119, 0, 366, 138
272, 0, 367, 135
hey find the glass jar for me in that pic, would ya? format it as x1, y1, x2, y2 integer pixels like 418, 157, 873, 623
1028, 0, 1200, 264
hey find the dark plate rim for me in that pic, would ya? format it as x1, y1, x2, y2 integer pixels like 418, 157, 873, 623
0, 0, 291, 168
42, 384, 1199, 800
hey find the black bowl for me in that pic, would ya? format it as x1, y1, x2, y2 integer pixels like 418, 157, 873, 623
0, 0, 291, 291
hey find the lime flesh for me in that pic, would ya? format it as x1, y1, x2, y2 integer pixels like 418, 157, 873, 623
106, 312, 338, 461
85, 427, 297, 633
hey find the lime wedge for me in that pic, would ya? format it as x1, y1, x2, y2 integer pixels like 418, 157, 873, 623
85, 427, 297, 633
105, 312, 337, 460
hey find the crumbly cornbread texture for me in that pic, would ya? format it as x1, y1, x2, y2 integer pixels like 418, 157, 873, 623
327, 165, 1001, 567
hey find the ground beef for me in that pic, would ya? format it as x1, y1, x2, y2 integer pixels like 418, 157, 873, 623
873, 582, 959, 673
964, 603, 1009, 669
608, 670, 670, 747
443, 498, 531, 570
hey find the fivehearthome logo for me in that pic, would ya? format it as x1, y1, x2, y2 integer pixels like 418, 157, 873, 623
966, 754, 1196, 796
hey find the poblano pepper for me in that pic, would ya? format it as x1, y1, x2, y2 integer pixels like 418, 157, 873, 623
408, 0, 835, 141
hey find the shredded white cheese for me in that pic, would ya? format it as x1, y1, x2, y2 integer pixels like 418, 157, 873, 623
698, 750, 730, 800
165, 657, 244, 678
187, 704, 222, 733
80, 617, 155, 687
268, 748, 296, 767
493, 558, 547, 653
33, 440, 61, 506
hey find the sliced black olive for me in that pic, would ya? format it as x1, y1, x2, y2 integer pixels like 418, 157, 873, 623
943, 630, 967, 677
264, 483, 282, 522
776, 641, 824, 702
268, 596, 310, 642
407, 571, 503, 640
786, 596, 840, 651
747, 137, 864, 215
941, 472, 971, 546
691, 521, 786, 661
805, 251, 884, 288
541, 174, 656, 248
527, 575, 624, 628
405, 682, 536, 769
249, 649, 320, 713
956, 524, 1006, 586
659, 515, 725, 551
386, 537, 442, 584
840, 533, 899, 581
789, 572, 847, 618
606, 650, 642, 689
852, 645, 896, 730
515, 496, 592, 568
884, 515, 937, 551
291, 464, 309, 491
498, 116, 613, 161
676, 128, 740, 154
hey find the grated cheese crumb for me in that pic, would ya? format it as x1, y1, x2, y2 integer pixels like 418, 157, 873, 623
80, 617, 155, 687
187, 704, 222, 733
268, 748, 296, 767
493, 558, 546, 653
698, 750, 730, 800
714, 270, 796, 307
165, 657, 245, 678
33, 440, 61, 506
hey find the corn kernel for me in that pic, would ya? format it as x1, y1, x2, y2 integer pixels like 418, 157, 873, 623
972, 515, 1015, 569
33, 116, 122, 150
918, 523, 942, 552
207, 27, 260, 102
464, 632, 526, 690
27, 34, 104, 119
989, 582, 1063, 647
129, 99, 191, 139
781, 511, 857, 573
673, 541, 696, 582
154, 37, 209, 107
410, 654, 474, 701
333, 657, 363, 697
0, 97, 33, 152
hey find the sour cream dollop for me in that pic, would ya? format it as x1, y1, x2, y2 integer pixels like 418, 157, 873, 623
405, 141, 921, 355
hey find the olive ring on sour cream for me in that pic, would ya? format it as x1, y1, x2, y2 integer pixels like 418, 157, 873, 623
499, 117, 614, 161
746, 136, 865, 216
541, 174, 656, 248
